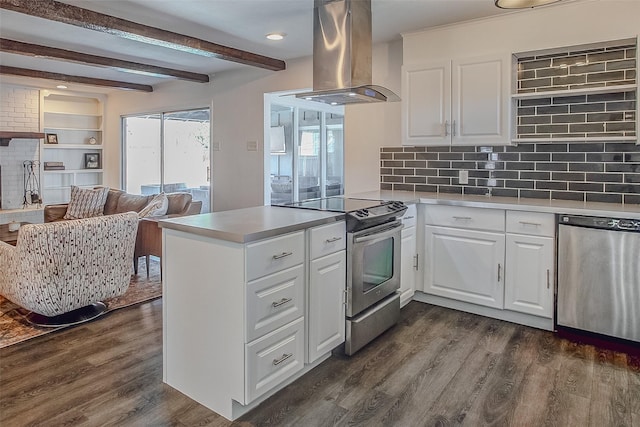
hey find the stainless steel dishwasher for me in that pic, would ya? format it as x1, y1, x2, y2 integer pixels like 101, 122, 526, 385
557, 214, 640, 343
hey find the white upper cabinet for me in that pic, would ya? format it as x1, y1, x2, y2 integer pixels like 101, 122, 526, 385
402, 60, 451, 145
402, 55, 511, 147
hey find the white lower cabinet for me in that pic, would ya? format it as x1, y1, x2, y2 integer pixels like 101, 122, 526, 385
504, 211, 555, 319
246, 317, 305, 403
308, 251, 346, 363
424, 225, 505, 309
307, 221, 346, 364
400, 225, 417, 307
399, 204, 418, 307
504, 234, 554, 318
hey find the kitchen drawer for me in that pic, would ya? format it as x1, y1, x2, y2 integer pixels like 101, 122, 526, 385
506, 211, 555, 237
402, 204, 417, 228
245, 317, 305, 403
309, 221, 346, 260
246, 265, 305, 342
246, 231, 304, 281
424, 205, 505, 232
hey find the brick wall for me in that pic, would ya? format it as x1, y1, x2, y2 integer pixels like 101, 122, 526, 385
380, 142, 640, 204
0, 85, 41, 209
516, 42, 636, 139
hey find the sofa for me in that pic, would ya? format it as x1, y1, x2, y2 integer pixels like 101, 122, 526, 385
44, 188, 203, 276
44, 188, 202, 222
0, 212, 139, 325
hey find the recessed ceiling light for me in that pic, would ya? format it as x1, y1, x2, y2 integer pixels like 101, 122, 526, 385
304, 97, 313, 101
330, 102, 338, 106
495, 0, 562, 8
266, 33, 286, 41
56, 85, 68, 89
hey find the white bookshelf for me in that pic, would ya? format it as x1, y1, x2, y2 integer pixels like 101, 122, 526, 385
41, 92, 105, 204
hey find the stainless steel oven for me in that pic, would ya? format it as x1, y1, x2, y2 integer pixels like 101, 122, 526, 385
347, 220, 402, 317
276, 197, 407, 355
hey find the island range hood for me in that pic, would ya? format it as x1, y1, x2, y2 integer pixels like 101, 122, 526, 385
296, 0, 400, 105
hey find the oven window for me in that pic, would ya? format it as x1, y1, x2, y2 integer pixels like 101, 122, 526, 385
362, 237, 394, 293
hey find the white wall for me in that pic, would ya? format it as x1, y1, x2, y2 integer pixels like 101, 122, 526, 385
105, 42, 403, 211
403, 0, 640, 63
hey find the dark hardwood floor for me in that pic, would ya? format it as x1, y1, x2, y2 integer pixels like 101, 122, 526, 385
1, 300, 638, 426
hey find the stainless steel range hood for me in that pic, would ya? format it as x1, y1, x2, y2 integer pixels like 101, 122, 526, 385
296, 0, 400, 105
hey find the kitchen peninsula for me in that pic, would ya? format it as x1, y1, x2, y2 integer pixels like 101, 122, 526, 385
159, 206, 346, 421
159, 193, 640, 421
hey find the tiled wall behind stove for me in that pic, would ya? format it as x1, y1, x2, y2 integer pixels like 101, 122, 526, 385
380, 142, 640, 204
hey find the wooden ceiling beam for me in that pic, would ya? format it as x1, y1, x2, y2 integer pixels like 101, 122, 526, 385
0, 38, 210, 83
0, 0, 286, 71
0, 66, 154, 92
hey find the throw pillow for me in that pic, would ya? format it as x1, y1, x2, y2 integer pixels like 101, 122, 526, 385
63, 186, 109, 219
138, 192, 169, 218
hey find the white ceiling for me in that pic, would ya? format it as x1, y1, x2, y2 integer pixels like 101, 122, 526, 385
0, 0, 550, 93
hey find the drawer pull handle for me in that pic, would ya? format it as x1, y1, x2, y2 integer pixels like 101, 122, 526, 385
404, 216, 415, 220
273, 353, 293, 366
519, 221, 542, 227
325, 236, 342, 243
453, 216, 472, 221
272, 297, 292, 308
498, 264, 502, 282
272, 252, 293, 260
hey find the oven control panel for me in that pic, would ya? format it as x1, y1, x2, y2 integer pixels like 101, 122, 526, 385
347, 201, 407, 231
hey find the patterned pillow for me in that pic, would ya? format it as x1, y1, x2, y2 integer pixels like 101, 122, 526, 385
63, 186, 109, 219
138, 192, 169, 218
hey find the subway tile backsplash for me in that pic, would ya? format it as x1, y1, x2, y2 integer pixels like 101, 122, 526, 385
380, 143, 640, 204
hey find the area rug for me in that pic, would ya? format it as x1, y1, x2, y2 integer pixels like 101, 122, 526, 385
0, 258, 162, 348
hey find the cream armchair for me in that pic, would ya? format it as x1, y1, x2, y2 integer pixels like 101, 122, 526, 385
0, 212, 139, 326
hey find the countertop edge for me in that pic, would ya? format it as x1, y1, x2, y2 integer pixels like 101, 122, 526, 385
350, 190, 640, 219
159, 211, 344, 243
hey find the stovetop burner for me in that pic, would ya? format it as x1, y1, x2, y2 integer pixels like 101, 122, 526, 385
277, 197, 407, 231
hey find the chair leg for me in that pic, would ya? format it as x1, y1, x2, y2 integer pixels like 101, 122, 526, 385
146, 255, 150, 277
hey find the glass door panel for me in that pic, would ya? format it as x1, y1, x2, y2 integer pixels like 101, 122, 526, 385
163, 109, 211, 212
326, 113, 344, 197
123, 114, 161, 196
269, 105, 294, 205
298, 109, 320, 201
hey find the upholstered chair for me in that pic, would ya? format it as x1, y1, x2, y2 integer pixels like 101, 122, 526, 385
0, 212, 139, 326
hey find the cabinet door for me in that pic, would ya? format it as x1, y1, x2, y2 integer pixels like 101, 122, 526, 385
400, 225, 417, 307
451, 55, 510, 146
505, 234, 554, 318
402, 61, 451, 146
424, 226, 505, 308
308, 250, 346, 363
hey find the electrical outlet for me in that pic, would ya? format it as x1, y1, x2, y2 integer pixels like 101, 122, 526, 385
212, 141, 221, 151
459, 170, 469, 185
246, 140, 258, 152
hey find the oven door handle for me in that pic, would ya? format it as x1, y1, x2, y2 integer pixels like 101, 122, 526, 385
353, 222, 403, 243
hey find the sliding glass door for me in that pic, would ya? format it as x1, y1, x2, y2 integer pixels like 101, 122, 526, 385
123, 108, 210, 212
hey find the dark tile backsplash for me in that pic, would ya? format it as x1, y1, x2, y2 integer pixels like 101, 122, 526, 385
380, 142, 640, 204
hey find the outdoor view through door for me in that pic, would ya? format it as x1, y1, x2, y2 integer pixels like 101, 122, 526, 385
269, 99, 344, 205
123, 108, 210, 212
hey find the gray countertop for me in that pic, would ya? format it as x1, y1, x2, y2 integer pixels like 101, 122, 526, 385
159, 205, 344, 243
161, 191, 640, 243
351, 190, 640, 219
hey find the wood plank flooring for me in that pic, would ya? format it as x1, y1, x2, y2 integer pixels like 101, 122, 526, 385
1, 300, 638, 426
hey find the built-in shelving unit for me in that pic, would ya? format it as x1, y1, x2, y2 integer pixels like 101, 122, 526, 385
41, 92, 105, 204
511, 38, 638, 143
